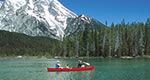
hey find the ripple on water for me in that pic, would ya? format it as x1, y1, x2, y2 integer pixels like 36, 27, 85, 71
0, 58, 150, 80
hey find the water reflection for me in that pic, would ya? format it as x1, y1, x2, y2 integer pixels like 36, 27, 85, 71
47, 70, 94, 80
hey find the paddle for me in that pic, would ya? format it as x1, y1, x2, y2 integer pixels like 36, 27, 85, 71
83, 62, 90, 66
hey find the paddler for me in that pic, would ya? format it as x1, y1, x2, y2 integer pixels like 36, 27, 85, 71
65, 64, 69, 68
78, 60, 90, 67
56, 61, 62, 68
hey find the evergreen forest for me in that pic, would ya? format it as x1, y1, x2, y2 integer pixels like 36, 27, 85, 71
0, 19, 150, 58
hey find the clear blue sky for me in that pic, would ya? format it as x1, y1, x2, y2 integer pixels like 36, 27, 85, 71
1, 0, 150, 26
59, 0, 150, 26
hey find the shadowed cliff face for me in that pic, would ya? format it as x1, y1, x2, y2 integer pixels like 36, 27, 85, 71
65, 14, 105, 36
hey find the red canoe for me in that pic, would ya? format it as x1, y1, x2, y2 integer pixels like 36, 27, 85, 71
47, 66, 94, 72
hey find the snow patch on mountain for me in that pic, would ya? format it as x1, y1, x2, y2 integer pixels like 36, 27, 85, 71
79, 14, 91, 23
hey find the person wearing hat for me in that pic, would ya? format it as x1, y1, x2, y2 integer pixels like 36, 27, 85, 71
78, 60, 90, 68
78, 60, 84, 67
56, 61, 61, 68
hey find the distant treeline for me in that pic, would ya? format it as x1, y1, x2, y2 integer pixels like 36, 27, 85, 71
0, 18, 150, 58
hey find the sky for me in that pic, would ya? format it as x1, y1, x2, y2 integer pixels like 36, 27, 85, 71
59, 0, 150, 26
0, 0, 150, 26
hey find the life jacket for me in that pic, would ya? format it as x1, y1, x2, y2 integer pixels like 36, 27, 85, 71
56, 63, 59, 68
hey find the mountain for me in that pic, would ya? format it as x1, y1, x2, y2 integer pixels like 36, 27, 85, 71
65, 14, 105, 36
0, 0, 104, 40
0, 0, 77, 40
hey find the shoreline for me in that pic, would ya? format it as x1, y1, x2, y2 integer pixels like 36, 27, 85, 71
0, 55, 150, 60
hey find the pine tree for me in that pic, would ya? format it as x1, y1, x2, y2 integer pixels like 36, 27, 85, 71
74, 34, 79, 57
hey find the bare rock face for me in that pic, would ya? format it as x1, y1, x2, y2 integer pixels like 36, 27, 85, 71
65, 14, 105, 36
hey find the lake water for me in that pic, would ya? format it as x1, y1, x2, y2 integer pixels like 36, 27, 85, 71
0, 58, 149, 80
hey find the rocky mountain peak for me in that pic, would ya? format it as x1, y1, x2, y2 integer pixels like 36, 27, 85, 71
0, 0, 77, 40
0, 0, 104, 40
79, 14, 91, 23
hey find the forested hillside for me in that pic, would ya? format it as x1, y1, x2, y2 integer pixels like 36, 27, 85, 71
0, 30, 60, 57
0, 18, 150, 58
63, 18, 150, 57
